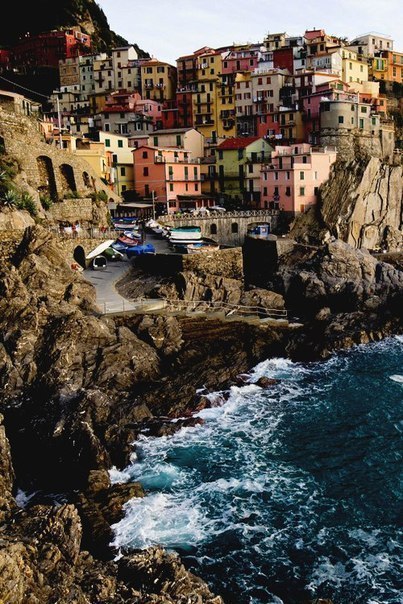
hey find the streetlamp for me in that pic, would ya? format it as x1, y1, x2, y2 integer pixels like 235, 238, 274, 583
151, 190, 157, 219
56, 93, 63, 150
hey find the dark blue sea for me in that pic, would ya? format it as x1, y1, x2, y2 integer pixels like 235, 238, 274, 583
111, 336, 403, 604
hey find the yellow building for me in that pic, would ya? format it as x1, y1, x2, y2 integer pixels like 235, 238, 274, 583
341, 49, 369, 85
141, 58, 177, 102
98, 132, 134, 196
216, 73, 236, 138
192, 50, 222, 140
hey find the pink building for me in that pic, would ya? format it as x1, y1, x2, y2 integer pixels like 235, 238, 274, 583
260, 143, 337, 213
133, 146, 213, 214
222, 48, 259, 74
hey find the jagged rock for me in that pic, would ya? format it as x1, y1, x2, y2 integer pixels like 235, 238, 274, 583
291, 157, 403, 252
0, 414, 15, 522
136, 314, 184, 356
117, 547, 224, 603
241, 287, 285, 310
255, 377, 280, 388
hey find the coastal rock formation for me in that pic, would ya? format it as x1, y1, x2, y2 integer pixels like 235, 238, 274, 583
272, 239, 403, 358
290, 156, 403, 251
0, 224, 401, 603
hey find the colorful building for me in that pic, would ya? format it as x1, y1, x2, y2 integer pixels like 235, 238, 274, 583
12, 29, 91, 69
133, 146, 208, 213
216, 137, 272, 205
141, 58, 177, 102
98, 132, 134, 195
148, 128, 204, 160
260, 143, 337, 213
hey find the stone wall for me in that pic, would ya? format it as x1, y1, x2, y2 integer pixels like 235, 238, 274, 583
243, 237, 296, 287
159, 211, 279, 246
182, 247, 243, 280
136, 247, 243, 280
0, 108, 120, 228
320, 128, 383, 161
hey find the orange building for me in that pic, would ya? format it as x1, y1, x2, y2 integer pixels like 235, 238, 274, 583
133, 146, 212, 213
372, 50, 403, 83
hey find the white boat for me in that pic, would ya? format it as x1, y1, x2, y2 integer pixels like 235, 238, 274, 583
168, 226, 202, 243
86, 240, 115, 260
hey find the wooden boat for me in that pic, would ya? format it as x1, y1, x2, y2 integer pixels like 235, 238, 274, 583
117, 235, 141, 246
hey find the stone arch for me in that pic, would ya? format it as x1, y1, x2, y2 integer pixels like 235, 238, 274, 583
60, 163, 77, 193
210, 223, 217, 235
82, 171, 91, 188
37, 155, 58, 200
73, 245, 86, 269
231, 222, 239, 234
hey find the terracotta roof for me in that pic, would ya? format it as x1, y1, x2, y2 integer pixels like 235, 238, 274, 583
217, 137, 261, 150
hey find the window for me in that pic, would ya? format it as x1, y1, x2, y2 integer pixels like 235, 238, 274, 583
118, 140, 123, 148
104, 123, 110, 132
238, 148, 244, 160
231, 223, 239, 233
176, 135, 181, 146
300, 171, 304, 180
153, 136, 158, 146
142, 151, 148, 159
359, 118, 364, 129
169, 183, 174, 191
143, 167, 149, 176
338, 116, 344, 124
195, 183, 198, 191
194, 167, 197, 179
285, 186, 291, 196
299, 187, 305, 196
218, 150, 223, 160
105, 139, 110, 147
210, 223, 217, 235
360, 106, 367, 113
121, 167, 126, 176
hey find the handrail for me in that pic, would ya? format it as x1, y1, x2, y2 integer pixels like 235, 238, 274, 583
97, 296, 288, 320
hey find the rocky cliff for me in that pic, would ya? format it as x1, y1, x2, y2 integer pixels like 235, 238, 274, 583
0, 225, 401, 602
290, 154, 403, 252
0, 0, 147, 55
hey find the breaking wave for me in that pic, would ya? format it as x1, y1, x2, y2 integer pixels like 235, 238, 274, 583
112, 337, 403, 603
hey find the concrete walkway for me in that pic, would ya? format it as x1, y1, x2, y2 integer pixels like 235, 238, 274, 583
83, 258, 139, 313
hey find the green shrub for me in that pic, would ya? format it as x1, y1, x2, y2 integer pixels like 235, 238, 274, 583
0, 188, 18, 208
15, 192, 37, 217
40, 193, 53, 210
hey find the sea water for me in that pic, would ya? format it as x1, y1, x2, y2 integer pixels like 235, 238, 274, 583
111, 336, 403, 604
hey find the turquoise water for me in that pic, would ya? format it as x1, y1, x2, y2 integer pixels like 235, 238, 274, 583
111, 336, 403, 604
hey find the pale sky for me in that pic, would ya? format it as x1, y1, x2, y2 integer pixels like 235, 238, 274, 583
97, 0, 402, 65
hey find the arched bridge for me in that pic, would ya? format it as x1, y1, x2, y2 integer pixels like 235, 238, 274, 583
159, 210, 279, 246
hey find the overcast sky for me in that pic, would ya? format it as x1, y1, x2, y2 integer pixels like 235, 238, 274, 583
97, 0, 402, 65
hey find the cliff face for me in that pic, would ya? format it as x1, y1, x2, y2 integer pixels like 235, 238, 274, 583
0, 0, 147, 55
290, 155, 403, 252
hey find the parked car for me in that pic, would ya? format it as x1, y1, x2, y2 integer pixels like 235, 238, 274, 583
91, 255, 107, 270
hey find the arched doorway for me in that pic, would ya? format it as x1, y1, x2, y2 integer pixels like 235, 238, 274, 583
82, 171, 91, 188
60, 163, 77, 193
73, 245, 86, 269
37, 155, 58, 200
